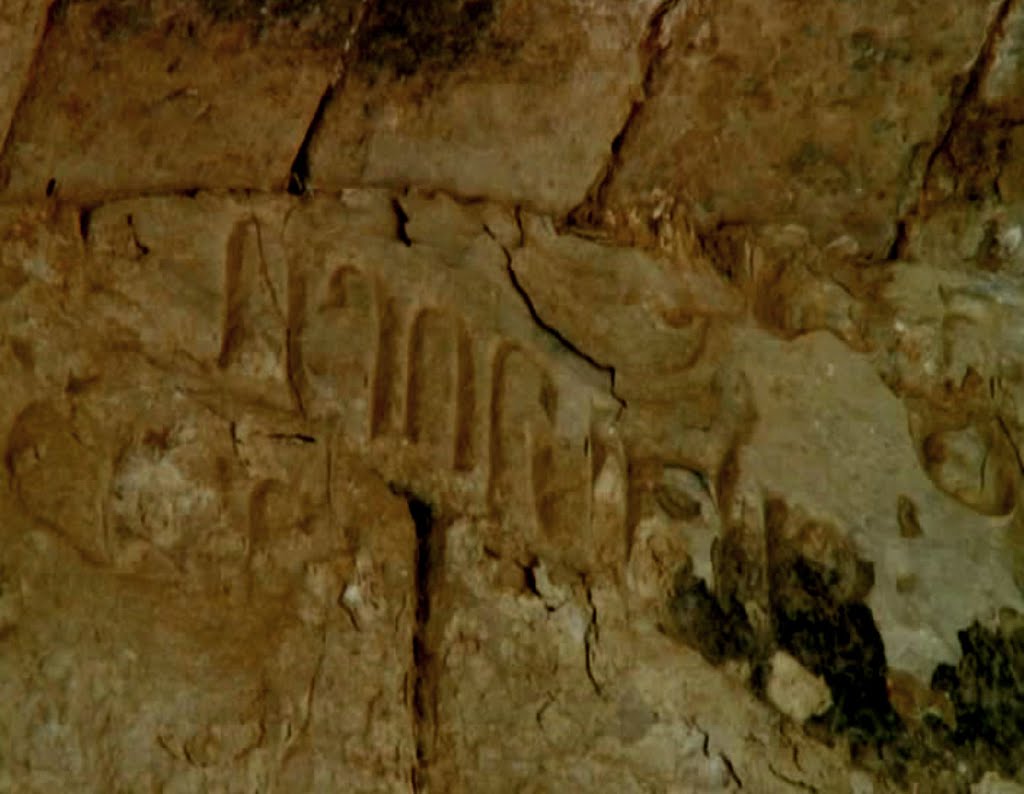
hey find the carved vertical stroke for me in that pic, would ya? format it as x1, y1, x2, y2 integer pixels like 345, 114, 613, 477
5, 401, 107, 564
218, 217, 291, 407
245, 478, 281, 597
488, 343, 558, 535
405, 308, 453, 464
533, 395, 598, 553
405, 308, 475, 470
217, 219, 249, 369
371, 295, 403, 439
293, 263, 378, 436
454, 328, 475, 472
589, 420, 629, 571
286, 252, 308, 415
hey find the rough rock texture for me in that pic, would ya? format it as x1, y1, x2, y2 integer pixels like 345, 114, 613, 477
306, 0, 662, 211
4, 1, 1024, 792
0, 0, 50, 151
597, 0, 1005, 257
0, 0, 361, 200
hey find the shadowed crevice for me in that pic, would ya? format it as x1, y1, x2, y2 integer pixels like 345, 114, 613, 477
483, 224, 625, 411
355, 0, 498, 79
287, 84, 334, 196
886, 0, 1019, 259
932, 617, 1024, 780
392, 197, 412, 246
0, 0, 65, 182
389, 487, 444, 794
920, 0, 1018, 203
565, 0, 683, 230
285, 0, 373, 195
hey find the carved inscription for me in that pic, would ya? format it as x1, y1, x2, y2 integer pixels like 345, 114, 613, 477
405, 308, 475, 470
13, 198, 635, 570
288, 237, 625, 551
5, 401, 106, 563
217, 217, 288, 390
488, 343, 558, 535
294, 263, 379, 438
371, 296, 404, 440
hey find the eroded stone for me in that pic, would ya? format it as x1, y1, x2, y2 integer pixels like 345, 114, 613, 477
602, 0, 1002, 257
307, 0, 661, 212
765, 650, 832, 724
2, 168, 1023, 793
0, 0, 354, 201
0, 0, 50, 152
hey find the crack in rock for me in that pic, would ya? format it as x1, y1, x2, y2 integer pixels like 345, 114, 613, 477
720, 752, 743, 789
389, 489, 444, 794
922, 0, 1017, 198
768, 763, 819, 793
0, 0, 63, 178
583, 585, 604, 698
285, 0, 373, 195
287, 83, 334, 197
889, 0, 1018, 255
391, 197, 412, 246
568, 0, 683, 227
483, 224, 626, 411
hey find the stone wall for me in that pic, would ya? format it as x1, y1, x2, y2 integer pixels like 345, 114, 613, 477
3, 1, 1024, 791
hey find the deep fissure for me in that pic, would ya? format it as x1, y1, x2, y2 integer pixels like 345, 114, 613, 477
396, 489, 441, 793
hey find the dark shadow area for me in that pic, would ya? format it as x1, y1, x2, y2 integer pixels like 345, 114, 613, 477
356, 0, 497, 78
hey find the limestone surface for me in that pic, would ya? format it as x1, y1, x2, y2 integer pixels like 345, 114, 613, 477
3, 1, 1024, 792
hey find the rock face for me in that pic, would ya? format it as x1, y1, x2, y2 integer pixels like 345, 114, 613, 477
3, 1, 1024, 792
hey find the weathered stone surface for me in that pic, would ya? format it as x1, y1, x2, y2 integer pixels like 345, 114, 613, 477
765, 650, 832, 723
974, 773, 1024, 794
728, 329, 1024, 680
0, 0, 357, 201
5, 0, 1024, 789
0, 382, 418, 791
0, 0, 49, 150
6, 182, 1024, 788
429, 521, 871, 793
600, 0, 1002, 257
0, 192, 904, 792
306, 0, 660, 212
983, 1, 1024, 114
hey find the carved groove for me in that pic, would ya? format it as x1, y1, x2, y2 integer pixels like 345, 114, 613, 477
286, 254, 309, 416
285, 247, 623, 548
295, 264, 380, 433
405, 308, 474, 468
488, 343, 558, 534
454, 329, 476, 472
218, 219, 249, 369
406, 309, 453, 459
371, 297, 403, 439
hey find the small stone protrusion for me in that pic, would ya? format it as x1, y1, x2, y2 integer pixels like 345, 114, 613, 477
765, 650, 832, 723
